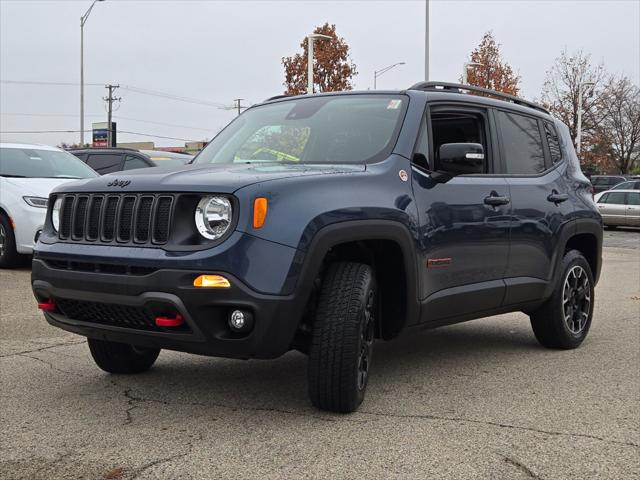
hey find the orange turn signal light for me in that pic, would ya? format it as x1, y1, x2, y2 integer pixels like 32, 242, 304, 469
193, 274, 231, 288
253, 197, 268, 229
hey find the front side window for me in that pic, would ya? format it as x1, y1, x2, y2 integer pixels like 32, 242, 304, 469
0, 148, 97, 178
496, 110, 545, 174
430, 110, 489, 173
600, 192, 626, 204
194, 95, 407, 165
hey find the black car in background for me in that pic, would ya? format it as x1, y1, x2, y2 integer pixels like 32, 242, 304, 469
69, 148, 193, 175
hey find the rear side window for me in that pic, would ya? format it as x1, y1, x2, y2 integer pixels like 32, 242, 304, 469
627, 193, 640, 205
544, 121, 562, 164
496, 110, 545, 174
86, 154, 122, 174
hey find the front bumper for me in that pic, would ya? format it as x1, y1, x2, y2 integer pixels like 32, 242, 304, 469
31, 259, 306, 359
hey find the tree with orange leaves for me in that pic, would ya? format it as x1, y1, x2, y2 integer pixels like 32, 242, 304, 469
464, 31, 520, 96
282, 23, 357, 96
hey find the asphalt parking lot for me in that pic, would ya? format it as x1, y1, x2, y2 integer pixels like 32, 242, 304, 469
1, 229, 638, 479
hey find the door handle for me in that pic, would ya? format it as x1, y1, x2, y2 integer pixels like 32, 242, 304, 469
484, 194, 510, 207
547, 190, 569, 204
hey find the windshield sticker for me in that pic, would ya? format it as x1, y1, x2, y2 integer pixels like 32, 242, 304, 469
387, 99, 402, 110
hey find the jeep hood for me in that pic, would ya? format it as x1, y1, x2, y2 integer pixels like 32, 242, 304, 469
52, 162, 365, 194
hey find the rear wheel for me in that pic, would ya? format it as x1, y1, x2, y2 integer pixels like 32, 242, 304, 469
529, 250, 594, 349
0, 214, 24, 269
87, 338, 160, 374
308, 261, 376, 413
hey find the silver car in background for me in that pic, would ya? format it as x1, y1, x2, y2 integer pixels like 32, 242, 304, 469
596, 189, 640, 227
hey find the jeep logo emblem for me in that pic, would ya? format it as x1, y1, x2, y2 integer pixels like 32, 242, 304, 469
107, 179, 131, 188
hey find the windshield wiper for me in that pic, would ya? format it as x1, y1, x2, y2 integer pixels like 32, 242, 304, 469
46, 176, 83, 179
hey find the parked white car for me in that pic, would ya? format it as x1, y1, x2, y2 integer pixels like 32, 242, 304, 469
0, 143, 97, 268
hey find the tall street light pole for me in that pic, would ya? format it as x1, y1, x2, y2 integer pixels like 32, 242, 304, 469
462, 61, 483, 85
80, 0, 104, 146
373, 62, 405, 90
307, 33, 332, 95
577, 81, 595, 155
424, 0, 430, 81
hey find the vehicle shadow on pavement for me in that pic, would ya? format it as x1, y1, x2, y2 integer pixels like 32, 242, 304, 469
65, 315, 543, 417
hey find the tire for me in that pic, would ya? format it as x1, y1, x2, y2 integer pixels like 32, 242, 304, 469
308, 261, 376, 413
87, 338, 160, 374
529, 250, 595, 349
0, 214, 24, 269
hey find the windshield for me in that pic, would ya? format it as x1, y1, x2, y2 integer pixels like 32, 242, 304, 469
194, 94, 407, 165
0, 147, 98, 178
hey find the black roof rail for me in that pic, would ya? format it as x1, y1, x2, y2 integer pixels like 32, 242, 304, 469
265, 94, 291, 102
409, 81, 549, 114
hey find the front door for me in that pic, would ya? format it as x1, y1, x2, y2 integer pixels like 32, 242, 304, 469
411, 104, 511, 322
597, 191, 628, 226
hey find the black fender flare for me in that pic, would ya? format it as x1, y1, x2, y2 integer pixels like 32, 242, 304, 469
284, 219, 420, 334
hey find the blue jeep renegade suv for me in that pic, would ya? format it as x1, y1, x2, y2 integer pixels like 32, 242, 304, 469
32, 82, 602, 413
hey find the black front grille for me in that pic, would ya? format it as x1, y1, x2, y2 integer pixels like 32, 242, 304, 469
58, 194, 173, 246
56, 298, 160, 330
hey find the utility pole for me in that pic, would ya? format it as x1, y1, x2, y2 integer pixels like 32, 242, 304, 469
233, 98, 245, 116
424, 0, 430, 81
104, 84, 120, 147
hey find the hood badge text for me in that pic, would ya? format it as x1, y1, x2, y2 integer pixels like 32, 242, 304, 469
107, 179, 131, 188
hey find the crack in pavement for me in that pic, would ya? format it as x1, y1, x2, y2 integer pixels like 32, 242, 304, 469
17, 353, 86, 378
501, 454, 542, 479
0, 339, 86, 358
116, 382, 366, 425
129, 431, 203, 479
357, 410, 640, 449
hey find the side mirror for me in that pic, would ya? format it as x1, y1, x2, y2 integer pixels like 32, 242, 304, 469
437, 143, 485, 176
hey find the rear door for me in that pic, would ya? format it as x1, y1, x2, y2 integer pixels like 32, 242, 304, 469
625, 191, 640, 226
597, 191, 627, 225
497, 111, 574, 305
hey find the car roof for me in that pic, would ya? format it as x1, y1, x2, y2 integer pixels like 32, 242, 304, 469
0, 142, 62, 151
601, 189, 638, 194
259, 82, 554, 121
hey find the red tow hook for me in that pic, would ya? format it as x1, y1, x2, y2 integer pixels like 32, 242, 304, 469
37, 298, 56, 312
155, 314, 184, 328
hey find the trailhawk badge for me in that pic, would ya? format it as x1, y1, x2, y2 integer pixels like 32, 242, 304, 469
107, 179, 131, 188
398, 169, 408, 182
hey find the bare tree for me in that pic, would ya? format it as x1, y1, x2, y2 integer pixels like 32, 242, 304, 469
597, 76, 640, 173
540, 49, 606, 152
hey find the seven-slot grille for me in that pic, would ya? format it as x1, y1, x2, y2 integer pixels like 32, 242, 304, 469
57, 194, 173, 245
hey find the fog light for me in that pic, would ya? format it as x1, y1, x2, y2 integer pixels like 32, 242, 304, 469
228, 309, 254, 333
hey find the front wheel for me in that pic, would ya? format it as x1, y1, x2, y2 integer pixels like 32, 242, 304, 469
88, 338, 160, 374
308, 261, 376, 413
529, 250, 595, 349
0, 214, 24, 269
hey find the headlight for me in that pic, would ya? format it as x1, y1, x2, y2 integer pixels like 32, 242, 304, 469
23, 196, 48, 208
51, 197, 62, 232
195, 196, 232, 240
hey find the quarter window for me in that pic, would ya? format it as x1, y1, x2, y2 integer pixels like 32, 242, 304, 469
86, 154, 122, 174
496, 111, 545, 174
544, 121, 562, 164
123, 155, 149, 170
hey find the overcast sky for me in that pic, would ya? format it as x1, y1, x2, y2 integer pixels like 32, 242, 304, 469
1, 0, 639, 147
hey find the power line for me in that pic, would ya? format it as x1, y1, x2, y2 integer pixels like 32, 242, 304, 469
1, 112, 214, 132
0, 79, 103, 87
119, 85, 229, 109
0, 129, 200, 142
